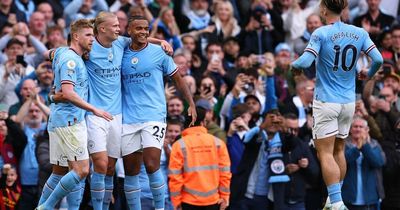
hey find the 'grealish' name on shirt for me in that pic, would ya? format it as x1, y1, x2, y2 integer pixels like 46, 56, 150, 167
331, 32, 360, 42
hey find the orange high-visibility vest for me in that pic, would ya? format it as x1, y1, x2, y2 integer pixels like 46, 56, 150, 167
168, 126, 231, 207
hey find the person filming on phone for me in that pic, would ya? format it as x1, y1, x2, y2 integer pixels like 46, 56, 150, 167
0, 39, 34, 109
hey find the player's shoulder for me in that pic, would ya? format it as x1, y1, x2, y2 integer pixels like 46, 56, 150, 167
59, 49, 83, 67
114, 36, 130, 48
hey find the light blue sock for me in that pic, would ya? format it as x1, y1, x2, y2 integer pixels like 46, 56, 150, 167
103, 175, 114, 210
327, 183, 342, 204
42, 171, 81, 209
38, 173, 62, 205
124, 175, 141, 210
66, 177, 86, 210
90, 172, 105, 210
148, 169, 165, 209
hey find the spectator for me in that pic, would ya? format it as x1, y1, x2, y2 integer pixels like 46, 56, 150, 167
0, 0, 26, 31
16, 103, 46, 210
174, 53, 191, 77
353, 0, 395, 42
14, 0, 35, 22
115, 10, 129, 36
223, 37, 241, 69
0, 164, 21, 210
168, 107, 231, 210
195, 98, 227, 142
354, 99, 384, 142
282, 113, 319, 210
0, 22, 48, 67
382, 72, 400, 110
274, 43, 296, 103
183, 75, 197, 97
342, 116, 385, 209
128, 4, 154, 22
45, 25, 67, 49
15, 61, 54, 104
201, 42, 236, 88
35, 130, 51, 202
109, 0, 133, 13
210, 0, 241, 41
226, 103, 251, 174
390, 25, 400, 70
64, 0, 109, 28
148, 0, 173, 18
241, 4, 284, 55
180, 0, 211, 32
28, 12, 47, 43
347, 0, 368, 23
150, 7, 182, 50
167, 96, 185, 123
377, 28, 393, 60
293, 14, 322, 55
280, 78, 314, 128
0, 39, 34, 109
8, 79, 36, 119
230, 109, 289, 210
276, 0, 318, 47
36, 2, 57, 27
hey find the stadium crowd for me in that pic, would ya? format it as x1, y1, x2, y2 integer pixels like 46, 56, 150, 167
0, 0, 399, 209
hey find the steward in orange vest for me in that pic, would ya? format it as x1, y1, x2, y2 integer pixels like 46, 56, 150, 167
168, 107, 231, 210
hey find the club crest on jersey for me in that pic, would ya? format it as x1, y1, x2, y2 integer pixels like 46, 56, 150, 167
131, 57, 139, 65
67, 60, 76, 69
108, 52, 113, 62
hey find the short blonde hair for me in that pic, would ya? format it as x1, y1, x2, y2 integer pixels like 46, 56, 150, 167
93, 11, 117, 35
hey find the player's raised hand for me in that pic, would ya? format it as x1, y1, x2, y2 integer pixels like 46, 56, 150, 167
357, 69, 369, 80
93, 109, 113, 121
160, 40, 173, 56
187, 105, 197, 127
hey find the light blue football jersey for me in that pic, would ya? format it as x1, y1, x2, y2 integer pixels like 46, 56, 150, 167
85, 36, 130, 115
48, 48, 89, 131
121, 43, 177, 124
304, 21, 376, 103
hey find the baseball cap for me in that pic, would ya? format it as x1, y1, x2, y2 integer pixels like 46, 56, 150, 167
274, 43, 291, 54
195, 99, 212, 111
0, 104, 8, 112
384, 72, 400, 83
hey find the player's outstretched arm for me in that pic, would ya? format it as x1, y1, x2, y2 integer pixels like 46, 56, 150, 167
61, 83, 113, 121
171, 72, 197, 126
291, 51, 316, 72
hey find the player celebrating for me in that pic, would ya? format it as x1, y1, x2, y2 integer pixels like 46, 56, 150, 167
36, 19, 112, 210
86, 12, 173, 210
121, 16, 196, 210
291, 0, 383, 209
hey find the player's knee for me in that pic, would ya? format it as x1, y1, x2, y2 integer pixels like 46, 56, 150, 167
77, 167, 90, 178
144, 161, 160, 174
106, 164, 116, 176
93, 160, 108, 174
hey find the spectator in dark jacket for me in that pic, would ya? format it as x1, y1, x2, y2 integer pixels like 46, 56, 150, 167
282, 113, 319, 209
35, 130, 51, 200
342, 116, 385, 209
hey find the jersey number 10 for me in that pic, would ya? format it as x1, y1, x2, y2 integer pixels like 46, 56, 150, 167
333, 44, 357, 72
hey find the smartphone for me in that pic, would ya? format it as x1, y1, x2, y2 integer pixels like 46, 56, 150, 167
204, 85, 211, 94
356, 93, 362, 101
16, 55, 27, 68
383, 65, 391, 75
